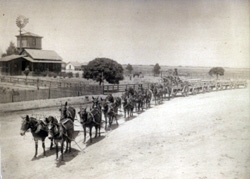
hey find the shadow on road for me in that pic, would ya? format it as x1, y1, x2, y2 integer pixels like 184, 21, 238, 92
56, 148, 80, 168
86, 135, 106, 147
31, 148, 56, 161
124, 116, 137, 121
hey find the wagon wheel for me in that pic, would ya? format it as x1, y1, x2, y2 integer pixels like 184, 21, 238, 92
192, 88, 197, 95
207, 86, 211, 92
171, 88, 175, 97
216, 84, 220, 91
191, 88, 196, 95
185, 86, 189, 96
182, 86, 189, 97
200, 87, 204, 93
181, 90, 186, 97
172, 91, 177, 97
172, 89, 178, 97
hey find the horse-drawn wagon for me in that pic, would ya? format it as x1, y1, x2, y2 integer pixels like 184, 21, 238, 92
233, 80, 247, 88
162, 76, 189, 97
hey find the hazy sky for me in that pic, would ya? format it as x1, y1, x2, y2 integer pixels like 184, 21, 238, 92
0, 0, 249, 68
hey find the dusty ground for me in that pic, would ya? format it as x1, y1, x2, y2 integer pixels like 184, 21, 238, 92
0, 87, 249, 179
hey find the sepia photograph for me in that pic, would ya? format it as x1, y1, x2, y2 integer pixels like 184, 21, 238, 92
0, 0, 249, 178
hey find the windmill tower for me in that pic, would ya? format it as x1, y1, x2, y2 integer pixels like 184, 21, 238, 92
16, 15, 29, 52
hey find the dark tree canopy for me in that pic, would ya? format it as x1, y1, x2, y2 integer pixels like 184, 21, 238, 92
83, 58, 124, 85
153, 63, 161, 76
126, 64, 133, 74
1, 41, 19, 57
209, 67, 225, 79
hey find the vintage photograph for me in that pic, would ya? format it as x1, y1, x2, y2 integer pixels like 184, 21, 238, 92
0, 0, 249, 178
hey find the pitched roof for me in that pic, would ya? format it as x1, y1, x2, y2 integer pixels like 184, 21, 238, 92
16, 32, 43, 38
0, 55, 25, 62
24, 49, 62, 61
24, 57, 63, 63
67, 61, 82, 67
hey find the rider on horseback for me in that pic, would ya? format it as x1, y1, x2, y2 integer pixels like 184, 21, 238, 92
106, 94, 114, 103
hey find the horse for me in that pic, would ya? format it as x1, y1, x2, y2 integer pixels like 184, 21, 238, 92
144, 88, 153, 108
59, 102, 76, 155
151, 84, 163, 105
114, 96, 122, 114
100, 97, 109, 129
122, 96, 134, 118
59, 102, 76, 121
45, 116, 70, 161
20, 115, 53, 158
106, 101, 119, 126
106, 94, 114, 103
133, 92, 144, 112
78, 106, 102, 143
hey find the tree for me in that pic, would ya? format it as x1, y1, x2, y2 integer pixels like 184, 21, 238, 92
1, 41, 19, 57
126, 64, 133, 74
153, 63, 161, 76
209, 67, 225, 79
83, 58, 124, 85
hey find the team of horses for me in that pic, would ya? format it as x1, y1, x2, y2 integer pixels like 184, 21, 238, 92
19, 75, 247, 161
19, 82, 178, 161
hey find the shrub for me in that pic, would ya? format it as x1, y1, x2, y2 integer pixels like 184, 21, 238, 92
75, 73, 79, 78
59, 72, 67, 78
41, 71, 47, 77
67, 72, 73, 78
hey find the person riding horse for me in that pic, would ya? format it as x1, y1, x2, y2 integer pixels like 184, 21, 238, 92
106, 94, 114, 103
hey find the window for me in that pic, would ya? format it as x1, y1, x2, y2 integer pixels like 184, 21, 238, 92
32, 38, 36, 46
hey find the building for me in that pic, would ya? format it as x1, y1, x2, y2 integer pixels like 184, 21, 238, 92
65, 61, 88, 71
65, 61, 82, 71
0, 32, 63, 75
16, 32, 42, 50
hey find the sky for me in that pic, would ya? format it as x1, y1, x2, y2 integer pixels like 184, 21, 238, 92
0, 0, 249, 68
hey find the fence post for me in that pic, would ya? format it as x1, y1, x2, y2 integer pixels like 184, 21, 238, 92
37, 78, 39, 90
48, 82, 51, 99
11, 89, 14, 102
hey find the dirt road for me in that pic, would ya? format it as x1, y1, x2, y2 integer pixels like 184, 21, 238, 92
0, 87, 249, 179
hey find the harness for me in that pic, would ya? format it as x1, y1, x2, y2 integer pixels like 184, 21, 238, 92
50, 123, 63, 139
34, 120, 47, 134
60, 118, 74, 130
84, 109, 101, 125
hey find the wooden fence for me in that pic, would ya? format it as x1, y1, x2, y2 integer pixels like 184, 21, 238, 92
0, 76, 90, 89
0, 86, 103, 103
103, 83, 154, 94
0, 82, 154, 103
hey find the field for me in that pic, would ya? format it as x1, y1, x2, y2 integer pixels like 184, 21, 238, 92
0, 85, 249, 178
